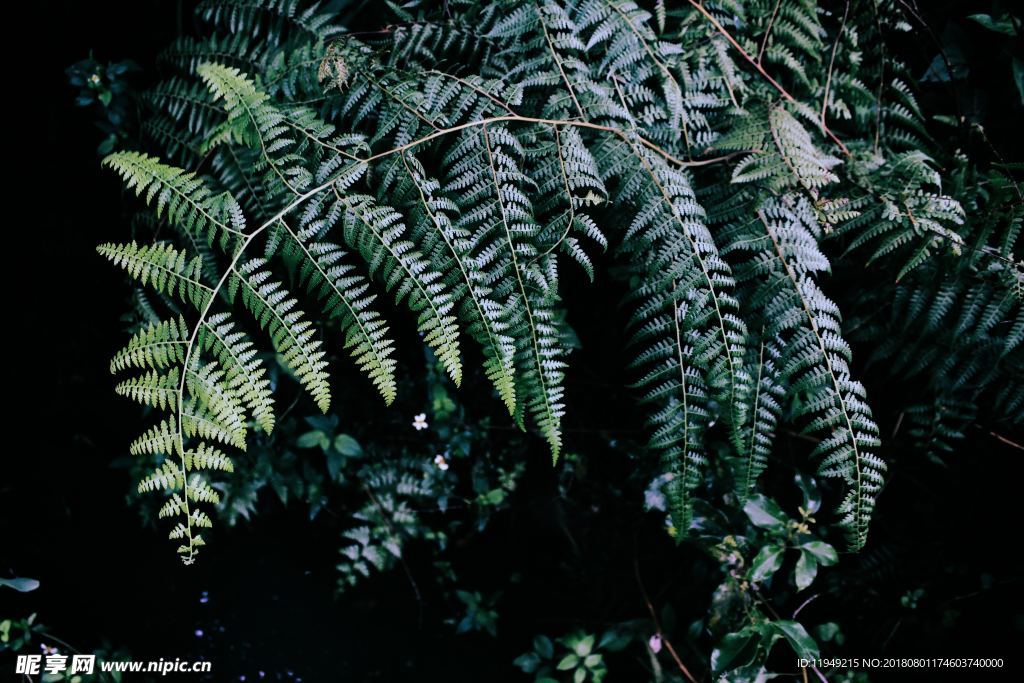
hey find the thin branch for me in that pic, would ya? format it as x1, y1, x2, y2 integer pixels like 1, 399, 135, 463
987, 429, 1024, 452
821, 2, 851, 134
634, 555, 699, 683
757, 0, 782, 64
687, 0, 851, 157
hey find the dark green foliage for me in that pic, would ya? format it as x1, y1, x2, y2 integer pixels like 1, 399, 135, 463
86, 8, 1020, 679
94, 0, 1021, 567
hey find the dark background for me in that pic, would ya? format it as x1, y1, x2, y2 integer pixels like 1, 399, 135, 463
4, 1, 1022, 681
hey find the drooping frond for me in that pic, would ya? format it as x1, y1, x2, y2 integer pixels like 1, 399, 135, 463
96, 0, 1024, 565
725, 195, 884, 550
610, 140, 746, 530
382, 152, 515, 411
442, 123, 566, 457
331, 191, 464, 385
281, 231, 399, 404
732, 337, 786, 503
98, 242, 212, 309
102, 151, 247, 251
229, 258, 332, 412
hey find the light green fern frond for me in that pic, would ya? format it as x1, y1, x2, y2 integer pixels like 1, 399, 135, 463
102, 151, 247, 250
97, 242, 213, 309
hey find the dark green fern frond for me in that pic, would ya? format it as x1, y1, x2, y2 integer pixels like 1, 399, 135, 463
383, 151, 516, 412
745, 196, 883, 550
332, 191, 463, 385
447, 122, 566, 457
732, 337, 786, 504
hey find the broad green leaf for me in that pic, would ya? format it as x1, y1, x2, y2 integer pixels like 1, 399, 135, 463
967, 13, 1018, 36
744, 494, 788, 533
534, 634, 554, 659
557, 654, 579, 670
800, 540, 838, 566
711, 629, 759, 674
513, 653, 540, 674
749, 543, 784, 581
795, 550, 818, 591
297, 430, 328, 450
333, 434, 363, 457
771, 620, 819, 660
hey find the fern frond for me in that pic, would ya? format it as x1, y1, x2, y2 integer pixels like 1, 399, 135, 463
183, 400, 248, 450
111, 317, 189, 373
198, 313, 277, 433
115, 368, 180, 411
184, 442, 236, 472
384, 151, 516, 412
130, 418, 179, 456
733, 337, 786, 503
752, 197, 884, 550
229, 258, 332, 411
102, 151, 247, 251
332, 191, 464, 385
97, 242, 212, 309
281, 228, 399, 404
185, 359, 248, 448
139, 461, 185, 494
470, 123, 565, 456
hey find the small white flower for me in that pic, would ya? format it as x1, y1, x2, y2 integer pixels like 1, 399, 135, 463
412, 413, 429, 430
433, 454, 449, 471
648, 634, 663, 654
89, 73, 101, 85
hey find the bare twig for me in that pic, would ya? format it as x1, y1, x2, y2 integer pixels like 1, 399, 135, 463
821, 2, 851, 135
634, 555, 699, 683
757, 0, 782, 64
687, 0, 852, 157
987, 429, 1024, 452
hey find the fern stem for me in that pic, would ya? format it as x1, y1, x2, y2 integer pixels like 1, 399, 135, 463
534, 1, 585, 119
757, 0, 783, 65
821, 1, 851, 137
